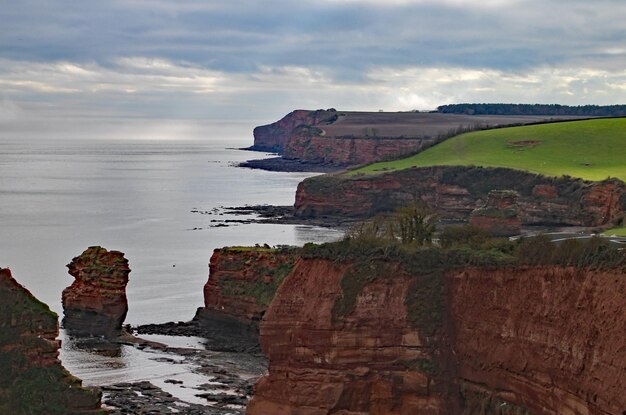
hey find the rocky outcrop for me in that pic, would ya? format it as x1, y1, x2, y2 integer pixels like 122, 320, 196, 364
247, 258, 454, 414
451, 266, 626, 415
193, 247, 299, 352
295, 165, 626, 227
0, 267, 103, 414
470, 190, 522, 236
252, 109, 338, 152
247, 255, 626, 414
62, 246, 130, 338
283, 134, 431, 166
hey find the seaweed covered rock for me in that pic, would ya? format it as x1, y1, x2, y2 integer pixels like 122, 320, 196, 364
0, 268, 103, 414
62, 246, 130, 338
470, 190, 522, 236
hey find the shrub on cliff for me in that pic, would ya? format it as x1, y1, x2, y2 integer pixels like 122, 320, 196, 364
513, 235, 626, 269
345, 203, 437, 247
439, 225, 491, 249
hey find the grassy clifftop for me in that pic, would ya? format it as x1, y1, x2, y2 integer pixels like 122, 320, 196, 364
353, 118, 626, 181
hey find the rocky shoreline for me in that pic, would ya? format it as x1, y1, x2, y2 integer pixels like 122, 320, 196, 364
78, 330, 266, 414
238, 156, 344, 173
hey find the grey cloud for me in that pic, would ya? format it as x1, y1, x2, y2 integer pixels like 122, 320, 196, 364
1, 0, 626, 136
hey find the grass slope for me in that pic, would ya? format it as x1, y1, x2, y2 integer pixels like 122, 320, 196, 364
603, 227, 626, 237
353, 118, 626, 181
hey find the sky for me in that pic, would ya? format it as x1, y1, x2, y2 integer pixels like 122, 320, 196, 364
2, 0, 626, 139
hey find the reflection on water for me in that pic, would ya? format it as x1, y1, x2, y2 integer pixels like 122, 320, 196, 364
59, 330, 266, 406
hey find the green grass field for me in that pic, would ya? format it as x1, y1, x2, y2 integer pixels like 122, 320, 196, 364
352, 118, 626, 181
602, 227, 626, 237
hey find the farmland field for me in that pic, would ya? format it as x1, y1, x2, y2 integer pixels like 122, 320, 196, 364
352, 118, 626, 181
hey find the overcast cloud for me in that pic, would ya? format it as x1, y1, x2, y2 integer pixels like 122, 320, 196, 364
2, 0, 626, 138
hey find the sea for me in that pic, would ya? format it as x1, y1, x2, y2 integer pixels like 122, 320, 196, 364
0, 136, 343, 396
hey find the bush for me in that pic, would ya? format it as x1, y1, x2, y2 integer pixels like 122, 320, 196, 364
439, 225, 491, 249
346, 204, 437, 247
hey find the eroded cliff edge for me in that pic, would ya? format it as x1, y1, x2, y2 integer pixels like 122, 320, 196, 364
0, 268, 103, 414
246, 244, 626, 414
295, 165, 626, 227
192, 247, 299, 352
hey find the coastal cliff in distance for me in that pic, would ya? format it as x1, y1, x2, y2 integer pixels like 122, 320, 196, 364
250, 110, 589, 168
246, 251, 626, 414
0, 268, 103, 414
295, 165, 626, 227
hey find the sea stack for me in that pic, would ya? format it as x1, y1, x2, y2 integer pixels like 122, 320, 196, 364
62, 246, 130, 338
0, 267, 103, 413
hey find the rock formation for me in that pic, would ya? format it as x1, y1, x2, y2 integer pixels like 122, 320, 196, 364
252, 109, 338, 152
0, 267, 103, 414
470, 189, 522, 236
295, 165, 626, 227
193, 247, 299, 352
251, 110, 590, 168
247, 254, 626, 414
62, 246, 130, 338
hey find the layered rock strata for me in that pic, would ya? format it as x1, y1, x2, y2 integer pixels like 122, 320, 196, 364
247, 257, 626, 414
0, 267, 103, 414
193, 247, 299, 352
470, 189, 522, 236
295, 165, 626, 227
62, 246, 130, 338
252, 109, 338, 152
252, 110, 590, 168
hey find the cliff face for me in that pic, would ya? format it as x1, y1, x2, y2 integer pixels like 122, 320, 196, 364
283, 135, 433, 166
62, 246, 130, 338
193, 247, 299, 352
247, 259, 626, 414
451, 266, 626, 415
0, 268, 103, 414
252, 109, 337, 152
197, 247, 299, 325
295, 166, 626, 227
469, 190, 522, 236
247, 258, 451, 415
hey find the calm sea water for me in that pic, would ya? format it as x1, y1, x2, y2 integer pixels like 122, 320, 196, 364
0, 137, 342, 324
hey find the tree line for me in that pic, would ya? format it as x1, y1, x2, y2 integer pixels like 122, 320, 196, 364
437, 103, 626, 117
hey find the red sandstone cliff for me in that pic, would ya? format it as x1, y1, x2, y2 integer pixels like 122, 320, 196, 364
283, 134, 431, 166
295, 166, 626, 227
62, 246, 130, 338
247, 257, 626, 414
469, 190, 522, 236
197, 247, 299, 326
0, 268, 103, 414
192, 247, 299, 352
252, 109, 337, 152
451, 266, 626, 415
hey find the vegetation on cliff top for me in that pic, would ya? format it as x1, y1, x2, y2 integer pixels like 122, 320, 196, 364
352, 118, 626, 181
438, 103, 626, 117
217, 248, 299, 307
